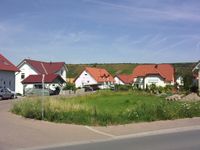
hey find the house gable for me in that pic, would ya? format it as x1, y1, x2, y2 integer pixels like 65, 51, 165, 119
75, 70, 97, 88
114, 76, 125, 85
192, 61, 200, 72
0, 54, 19, 72
85, 67, 114, 83
115, 74, 133, 85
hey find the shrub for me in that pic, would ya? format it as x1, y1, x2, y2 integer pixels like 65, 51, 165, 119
190, 85, 198, 93
63, 83, 76, 91
115, 84, 132, 91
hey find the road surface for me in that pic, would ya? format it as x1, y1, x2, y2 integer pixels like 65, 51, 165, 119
41, 129, 200, 150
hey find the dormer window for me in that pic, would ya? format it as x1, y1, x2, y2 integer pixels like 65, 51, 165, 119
21, 73, 25, 79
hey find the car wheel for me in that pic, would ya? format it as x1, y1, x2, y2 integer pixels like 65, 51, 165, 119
0, 96, 2, 100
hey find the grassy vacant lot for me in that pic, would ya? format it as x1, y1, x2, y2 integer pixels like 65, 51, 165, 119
12, 91, 200, 126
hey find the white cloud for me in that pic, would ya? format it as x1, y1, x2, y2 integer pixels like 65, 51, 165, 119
86, 0, 200, 22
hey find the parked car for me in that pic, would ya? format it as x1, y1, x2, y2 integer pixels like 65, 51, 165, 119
6, 88, 17, 98
49, 87, 60, 95
0, 87, 16, 100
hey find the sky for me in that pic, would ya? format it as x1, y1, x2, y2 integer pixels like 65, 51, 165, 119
0, 0, 200, 65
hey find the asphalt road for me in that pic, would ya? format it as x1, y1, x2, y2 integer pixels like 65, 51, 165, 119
41, 129, 200, 150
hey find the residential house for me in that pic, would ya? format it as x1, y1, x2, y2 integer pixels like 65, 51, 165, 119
192, 61, 200, 94
15, 59, 68, 95
74, 67, 114, 89
114, 74, 133, 85
132, 64, 175, 89
0, 54, 19, 91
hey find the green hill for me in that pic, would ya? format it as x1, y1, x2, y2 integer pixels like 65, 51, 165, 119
66, 62, 196, 78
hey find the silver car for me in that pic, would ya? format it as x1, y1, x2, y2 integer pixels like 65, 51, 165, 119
0, 87, 15, 100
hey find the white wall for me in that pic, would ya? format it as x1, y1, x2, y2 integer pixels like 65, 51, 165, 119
56, 66, 67, 81
176, 76, 184, 86
75, 70, 97, 88
15, 63, 37, 95
133, 77, 144, 89
144, 75, 165, 89
114, 77, 125, 85
0, 71, 15, 91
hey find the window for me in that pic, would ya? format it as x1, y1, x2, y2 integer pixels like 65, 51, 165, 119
61, 70, 64, 76
21, 73, 25, 79
9, 81, 11, 86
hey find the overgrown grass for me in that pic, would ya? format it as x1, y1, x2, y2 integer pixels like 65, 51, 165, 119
12, 91, 200, 126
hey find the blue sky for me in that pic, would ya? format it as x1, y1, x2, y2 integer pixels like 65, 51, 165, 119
0, 0, 200, 64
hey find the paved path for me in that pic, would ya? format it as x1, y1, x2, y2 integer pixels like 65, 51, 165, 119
0, 99, 200, 150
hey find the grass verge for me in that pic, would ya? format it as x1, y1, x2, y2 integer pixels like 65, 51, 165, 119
11, 91, 200, 126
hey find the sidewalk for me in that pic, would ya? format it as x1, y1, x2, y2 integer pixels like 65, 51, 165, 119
0, 100, 200, 150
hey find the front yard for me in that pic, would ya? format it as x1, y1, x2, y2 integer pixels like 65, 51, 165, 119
12, 91, 200, 126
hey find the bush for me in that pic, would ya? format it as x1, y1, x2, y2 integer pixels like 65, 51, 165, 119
147, 84, 174, 94
63, 83, 76, 91
114, 84, 132, 91
190, 85, 198, 93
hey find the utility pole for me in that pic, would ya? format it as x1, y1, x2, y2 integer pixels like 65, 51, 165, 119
42, 74, 45, 120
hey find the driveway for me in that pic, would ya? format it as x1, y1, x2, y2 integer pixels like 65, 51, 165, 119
0, 100, 107, 150
0, 99, 200, 150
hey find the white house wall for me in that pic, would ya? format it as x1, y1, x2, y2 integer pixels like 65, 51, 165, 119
0, 71, 15, 91
75, 70, 97, 88
176, 76, 184, 86
15, 63, 37, 94
56, 66, 67, 81
144, 75, 165, 89
114, 77, 125, 85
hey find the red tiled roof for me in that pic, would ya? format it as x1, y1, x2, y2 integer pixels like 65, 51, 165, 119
22, 74, 65, 84
132, 64, 174, 82
116, 74, 133, 84
85, 67, 114, 83
24, 59, 65, 74
0, 54, 19, 72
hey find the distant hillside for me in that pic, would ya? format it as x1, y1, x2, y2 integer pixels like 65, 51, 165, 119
66, 62, 197, 78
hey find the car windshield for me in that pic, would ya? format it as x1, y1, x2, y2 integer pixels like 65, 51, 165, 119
6, 88, 11, 92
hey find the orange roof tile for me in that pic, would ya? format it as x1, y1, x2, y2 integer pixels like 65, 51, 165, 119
115, 74, 133, 84
85, 67, 114, 83
132, 64, 174, 82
